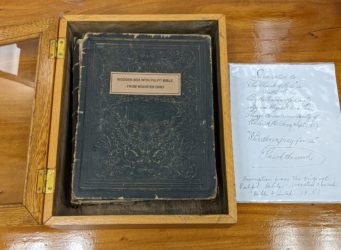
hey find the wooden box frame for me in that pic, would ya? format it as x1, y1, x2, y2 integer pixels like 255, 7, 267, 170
0, 14, 236, 227
0, 18, 58, 226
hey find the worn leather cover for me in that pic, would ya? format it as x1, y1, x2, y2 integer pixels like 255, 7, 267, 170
71, 33, 217, 203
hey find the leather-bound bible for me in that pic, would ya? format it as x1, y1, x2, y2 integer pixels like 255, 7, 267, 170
71, 33, 217, 204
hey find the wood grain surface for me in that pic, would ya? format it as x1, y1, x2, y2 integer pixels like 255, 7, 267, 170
0, 77, 34, 205
0, 37, 38, 205
0, 0, 341, 249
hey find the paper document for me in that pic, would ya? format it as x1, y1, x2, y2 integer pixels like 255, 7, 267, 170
230, 63, 341, 202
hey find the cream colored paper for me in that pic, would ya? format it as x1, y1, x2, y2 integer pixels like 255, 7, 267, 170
110, 72, 181, 95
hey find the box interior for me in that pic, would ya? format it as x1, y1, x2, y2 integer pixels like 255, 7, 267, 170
52, 20, 229, 216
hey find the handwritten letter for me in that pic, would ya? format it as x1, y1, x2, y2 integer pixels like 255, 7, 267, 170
230, 63, 341, 202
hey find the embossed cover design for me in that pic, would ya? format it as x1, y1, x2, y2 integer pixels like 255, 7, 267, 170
71, 33, 217, 203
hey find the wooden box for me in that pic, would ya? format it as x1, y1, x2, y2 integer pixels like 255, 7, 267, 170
0, 14, 236, 227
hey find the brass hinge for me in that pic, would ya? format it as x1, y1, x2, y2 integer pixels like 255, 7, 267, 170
49, 38, 65, 59
37, 169, 56, 194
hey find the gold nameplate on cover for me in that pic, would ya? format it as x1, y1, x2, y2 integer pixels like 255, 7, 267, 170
110, 72, 181, 96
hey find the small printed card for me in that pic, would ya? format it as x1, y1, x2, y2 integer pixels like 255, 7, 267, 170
230, 63, 341, 202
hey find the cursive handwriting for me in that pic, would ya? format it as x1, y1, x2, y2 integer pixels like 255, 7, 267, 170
239, 175, 337, 198
231, 63, 341, 202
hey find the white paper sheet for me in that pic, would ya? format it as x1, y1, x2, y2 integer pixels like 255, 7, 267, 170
230, 63, 341, 202
0, 44, 20, 76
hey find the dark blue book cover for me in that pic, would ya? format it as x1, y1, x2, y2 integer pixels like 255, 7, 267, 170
71, 33, 217, 203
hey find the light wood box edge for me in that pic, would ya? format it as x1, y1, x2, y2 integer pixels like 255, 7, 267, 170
44, 14, 237, 226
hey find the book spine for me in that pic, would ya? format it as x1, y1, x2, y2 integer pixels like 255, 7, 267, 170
71, 39, 80, 154
70, 36, 90, 203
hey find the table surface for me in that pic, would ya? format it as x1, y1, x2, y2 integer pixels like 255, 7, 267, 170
1, 0, 341, 249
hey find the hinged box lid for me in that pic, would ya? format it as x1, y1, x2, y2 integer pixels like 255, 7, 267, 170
0, 18, 59, 226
